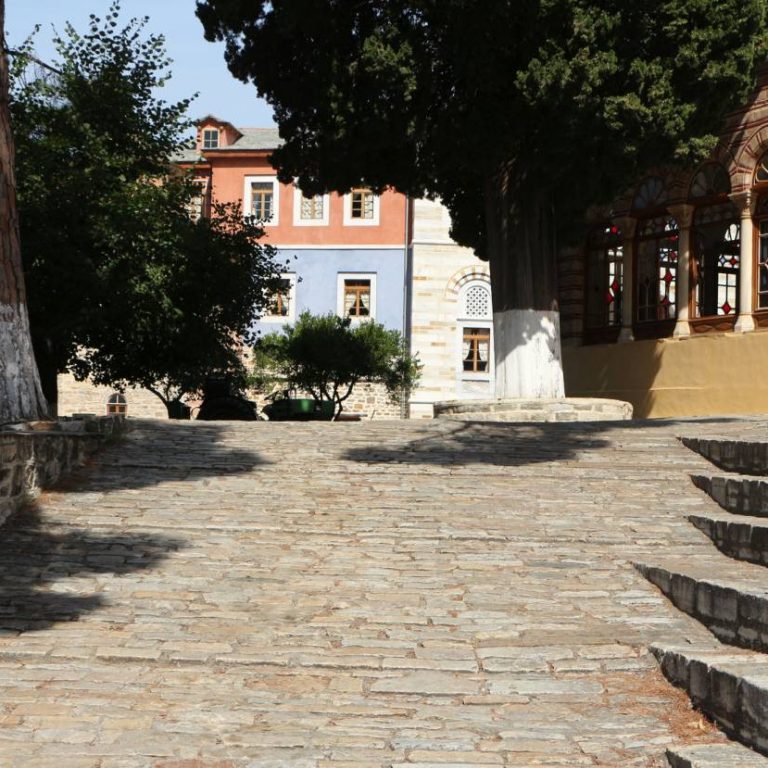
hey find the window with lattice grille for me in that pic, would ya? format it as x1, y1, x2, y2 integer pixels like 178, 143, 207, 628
464, 285, 491, 319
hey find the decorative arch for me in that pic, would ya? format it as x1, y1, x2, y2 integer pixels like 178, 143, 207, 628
445, 266, 491, 299
632, 176, 666, 212
673, 144, 738, 200
732, 125, 768, 190
754, 149, 768, 185
689, 163, 731, 199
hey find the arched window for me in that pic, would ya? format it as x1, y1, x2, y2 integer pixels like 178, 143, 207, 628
458, 280, 492, 376
633, 176, 666, 211
755, 151, 768, 185
107, 393, 127, 416
462, 283, 492, 320
755, 196, 768, 310
690, 163, 731, 199
585, 225, 623, 334
692, 202, 740, 318
636, 216, 679, 323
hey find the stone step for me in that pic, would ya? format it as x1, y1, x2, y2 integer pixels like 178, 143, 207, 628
691, 473, 768, 517
690, 513, 768, 566
682, 438, 768, 476
651, 642, 768, 756
666, 743, 768, 767
635, 558, 768, 651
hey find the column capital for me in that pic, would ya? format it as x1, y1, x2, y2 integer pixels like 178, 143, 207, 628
729, 190, 757, 216
668, 203, 695, 229
613, 215, 636, 239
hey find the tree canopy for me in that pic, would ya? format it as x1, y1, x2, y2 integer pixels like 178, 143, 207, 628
198, 0, 768, 400
12, 3, 284, 412
197, 0, 768, 260
253, 312, 421, 418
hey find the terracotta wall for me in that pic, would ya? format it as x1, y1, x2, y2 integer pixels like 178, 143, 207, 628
199, 155, 408, 247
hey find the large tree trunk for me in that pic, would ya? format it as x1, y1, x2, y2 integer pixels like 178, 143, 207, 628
0, 0, 48, 424
485, 170, 565, 399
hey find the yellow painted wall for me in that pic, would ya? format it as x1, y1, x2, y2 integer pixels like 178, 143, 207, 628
563, 330, 768, 419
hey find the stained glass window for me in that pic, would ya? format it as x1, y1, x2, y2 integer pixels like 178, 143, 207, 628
690, 164, 731, 199
633, 177, 666, 211
759, 219, 768, 310
756, 152, 768, 184
692, 204, 740, 317
585, 225, 623, 329
462, 328, 491, 373
636, 217, 678, 322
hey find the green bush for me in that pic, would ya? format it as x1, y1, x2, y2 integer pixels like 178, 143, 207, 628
253, 312, 421, 418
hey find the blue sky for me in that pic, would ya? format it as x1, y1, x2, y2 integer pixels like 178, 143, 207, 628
6, 0, 276, 128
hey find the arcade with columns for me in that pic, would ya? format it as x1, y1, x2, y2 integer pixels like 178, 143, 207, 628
560, 67, 768, 418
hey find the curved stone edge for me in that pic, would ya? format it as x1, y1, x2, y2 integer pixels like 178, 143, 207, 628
433, 397, 633, 423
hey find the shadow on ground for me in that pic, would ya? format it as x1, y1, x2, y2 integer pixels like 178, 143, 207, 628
343, 417, 743, 468
62, 418, 272, 494
0, 506, 186, 633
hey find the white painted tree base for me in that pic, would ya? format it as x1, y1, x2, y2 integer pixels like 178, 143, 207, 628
493, 309, 565, 399
0, 302, 48, 424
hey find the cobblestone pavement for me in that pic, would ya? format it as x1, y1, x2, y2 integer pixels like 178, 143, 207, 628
0, 415, 764, 767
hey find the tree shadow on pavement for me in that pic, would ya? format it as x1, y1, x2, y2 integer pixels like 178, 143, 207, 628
342, 416, 745, 468
0, 505, 186, 633
61, 418, 272, 494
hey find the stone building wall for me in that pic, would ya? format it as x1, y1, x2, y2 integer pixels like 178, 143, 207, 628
58, 373, 401, 421
409, 198, 494, 419
57, 375, 168, 419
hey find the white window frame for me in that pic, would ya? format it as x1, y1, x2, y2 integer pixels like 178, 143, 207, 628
457, 323, 493, 381
457, 280, 493, 381
292, 186, 330, 227
244, 175, 280, 226
202, 128, 220, 149
337, 273, 377, 322
343, 189, 380, 226
261, 273, 297, 323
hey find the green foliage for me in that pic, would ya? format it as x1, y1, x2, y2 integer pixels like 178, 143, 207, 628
12, 2, 284, 411
253, 312, 421, 417
197, 0, 768, 252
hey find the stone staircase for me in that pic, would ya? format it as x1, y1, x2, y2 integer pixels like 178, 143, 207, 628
637, 436, 768, 767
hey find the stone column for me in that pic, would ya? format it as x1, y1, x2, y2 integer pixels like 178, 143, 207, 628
669, 204, 694, 338
614, 216, 636, 342
730, 191, 757, 333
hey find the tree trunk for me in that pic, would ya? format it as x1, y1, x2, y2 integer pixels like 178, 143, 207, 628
34, 342, 60, 416
484, 170, 565, 400
0, 0, 48, 424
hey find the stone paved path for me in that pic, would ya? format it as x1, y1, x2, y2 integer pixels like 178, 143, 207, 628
0, 416, 763, 767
